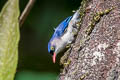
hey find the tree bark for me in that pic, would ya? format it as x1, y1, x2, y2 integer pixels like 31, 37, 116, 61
59, 0, 120, 80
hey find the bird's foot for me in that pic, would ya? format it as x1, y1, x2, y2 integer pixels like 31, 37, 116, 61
72, 31, 78, 36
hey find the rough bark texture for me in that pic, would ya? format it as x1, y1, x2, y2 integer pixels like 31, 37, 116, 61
59, 0, 120, 80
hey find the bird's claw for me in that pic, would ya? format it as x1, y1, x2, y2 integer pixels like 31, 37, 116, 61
72, 31, 77, 36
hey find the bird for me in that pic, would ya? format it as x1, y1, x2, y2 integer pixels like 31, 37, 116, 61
48, 10, 81, 63
48, 16, 76, 63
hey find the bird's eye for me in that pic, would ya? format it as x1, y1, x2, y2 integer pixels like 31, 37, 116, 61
50, 46, 54, 51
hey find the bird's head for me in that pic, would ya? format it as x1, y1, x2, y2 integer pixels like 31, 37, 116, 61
48, 38, 63, 63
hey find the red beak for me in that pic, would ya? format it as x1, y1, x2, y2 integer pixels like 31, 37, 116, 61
52, 52, 56, 63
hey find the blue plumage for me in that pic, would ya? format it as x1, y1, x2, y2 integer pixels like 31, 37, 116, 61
48, 16, 72, 53
51, 16, 72, 39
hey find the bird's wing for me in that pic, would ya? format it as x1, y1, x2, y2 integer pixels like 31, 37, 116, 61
54, 16, 72, 37
49, 16, 72, 43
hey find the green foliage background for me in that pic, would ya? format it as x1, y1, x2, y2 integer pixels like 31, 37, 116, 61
0, 0, 81, 80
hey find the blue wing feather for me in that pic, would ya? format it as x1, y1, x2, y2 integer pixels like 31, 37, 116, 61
51, 16, 72, 39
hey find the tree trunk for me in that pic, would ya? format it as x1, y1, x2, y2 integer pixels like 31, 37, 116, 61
59, 0, 120, 80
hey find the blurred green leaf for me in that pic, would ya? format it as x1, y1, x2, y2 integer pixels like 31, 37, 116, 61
0, 0, 19, 80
